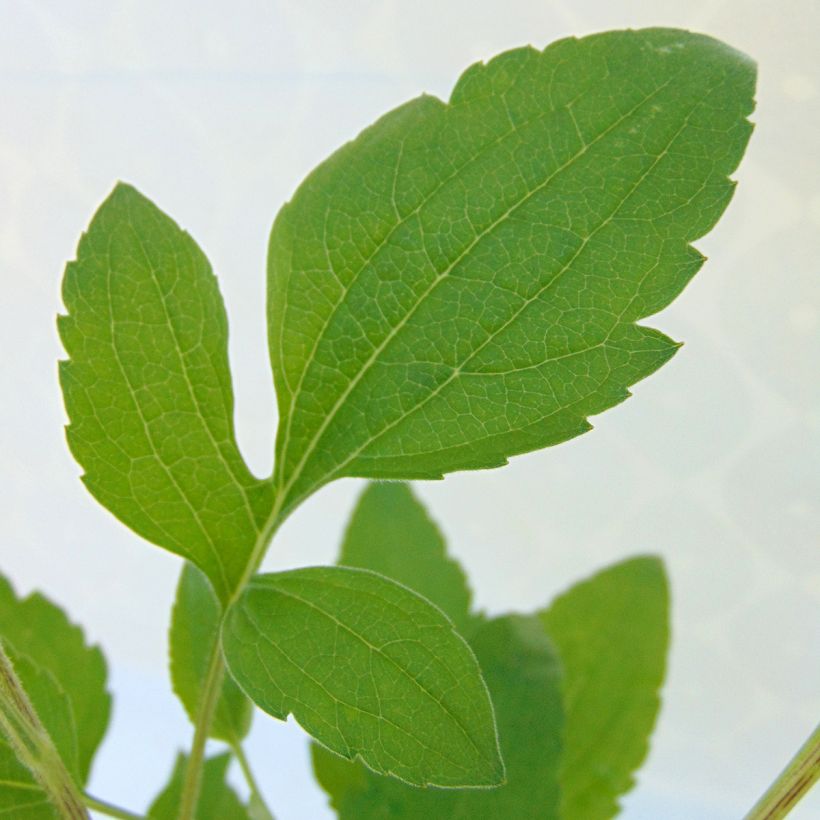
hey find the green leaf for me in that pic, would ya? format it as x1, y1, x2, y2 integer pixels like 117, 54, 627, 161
170, 563, 253, 744
539, 556, 670, 819
58, 183, 274, 602
313, 615, 564, 819
0, 573, 111, 816
0, 574, 110, 782
222, 566, 503, 787
148, 751, 251, 819
339, 483, 472, 632
269, 28, 755, 515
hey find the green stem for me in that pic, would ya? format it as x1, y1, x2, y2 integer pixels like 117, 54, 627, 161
177, 645, 226, 820
0, 642, 89, 819
745, 722, 820, 820
83, 793, 144, 820
176, 493, 287, 820
232, 742, 275, 820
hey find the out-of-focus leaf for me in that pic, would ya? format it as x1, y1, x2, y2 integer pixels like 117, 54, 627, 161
539, 556, 670, 819
339, 482, 472, 632
148, 752, 250, 819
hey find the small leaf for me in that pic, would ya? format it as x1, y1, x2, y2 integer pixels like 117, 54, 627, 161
539, 556, 670, 819
170, 563, 253, 743
222, 566, 503, 787
58, 183, 273, 602
0, 574, 110, 787
339, 483, 472, 632
269, 28, 755, 516
313, 616, 564, 819
148, 751, 250, 819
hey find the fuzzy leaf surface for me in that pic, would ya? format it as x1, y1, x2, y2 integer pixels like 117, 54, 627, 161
0, 573, 111, 815
222, 566, 503, 787
59, 183, 273, 601
539, 556, 669, 819
339, 483, 472, 632
148, 752, 250, 819
269, 28, 755, 514
170, 563, 252, 743
313, 615, 563, 819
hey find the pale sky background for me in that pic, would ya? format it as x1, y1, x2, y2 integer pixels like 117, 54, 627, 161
0, 1, 818, 818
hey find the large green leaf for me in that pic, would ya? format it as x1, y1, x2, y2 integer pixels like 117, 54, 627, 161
58, 183, 273, 602
221, 566, 503, 787
314, 615, 564, 819
539, 557, 669, 819
170, 563, 252, 744
339, 483, 472, 632
0, 573, 111, 815
148, 752, 250, 819
268, 28, 756, 515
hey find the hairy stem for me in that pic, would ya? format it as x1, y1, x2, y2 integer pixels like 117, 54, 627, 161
745, 722, 820, 820
177, 494, 287, 820
83, 793, 144, 820
0, 642, 89, 819
233, 742, 275, 820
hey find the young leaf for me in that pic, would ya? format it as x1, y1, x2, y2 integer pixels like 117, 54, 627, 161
269, 28, 755, 516
58, 183, 273, 602
170, 563, 253, 744
339, 483, 472, 632
148, 751, 250, 819
221, 566, 503, 787
313, 615, 564, 819
539, 556, 669, 819
0, 573, 110, 784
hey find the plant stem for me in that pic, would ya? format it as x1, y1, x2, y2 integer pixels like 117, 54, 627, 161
83, 793, 144, 820
177, 494, 287, 820
0, 642, 89, 819
745, 722, 820, 820
233, 742, 275, 819
177, 645, 226, 820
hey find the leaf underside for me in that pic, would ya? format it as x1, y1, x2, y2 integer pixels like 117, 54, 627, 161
269, 27, 756, 516
221, 566, 504, 788
0, 573, 111, 816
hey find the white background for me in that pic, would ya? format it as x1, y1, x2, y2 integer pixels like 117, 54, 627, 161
1, 1, 818, 817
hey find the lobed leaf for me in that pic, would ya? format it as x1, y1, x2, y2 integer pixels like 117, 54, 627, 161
0, 573, 111, 814
539, 556, 670, 819
221, 566, 503, 788
339, 483, 472, 632
269, 28, 755, 516
148, 751, 250, 819
170, 563, 253, 744
313, 615, 564, 819
59, 183, 273, 602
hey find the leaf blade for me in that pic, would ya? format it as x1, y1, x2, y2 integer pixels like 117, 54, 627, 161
269, 29, 755, 514
222, 566, 503, 787
539, 556, 670, 820
59, 183, 273, 601
314, 615, 563, 819
0, 573, 110, 787
339, 483, 472, 633
148, 752, 251, 820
